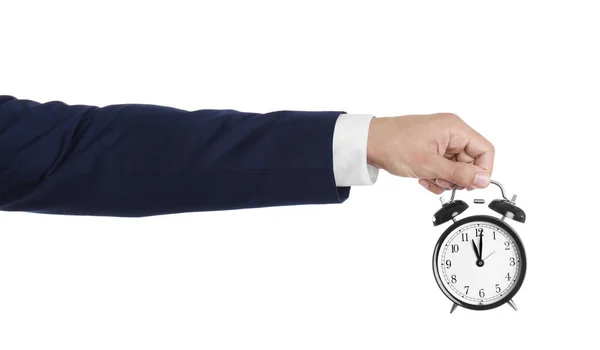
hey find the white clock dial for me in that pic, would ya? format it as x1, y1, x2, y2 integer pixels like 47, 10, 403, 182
435, 220, 523, 306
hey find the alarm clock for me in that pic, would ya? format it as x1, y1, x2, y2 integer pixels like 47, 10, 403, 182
431, 180, 527, 313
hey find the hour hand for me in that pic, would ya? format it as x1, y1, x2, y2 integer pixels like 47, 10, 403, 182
471, 239, 481, 260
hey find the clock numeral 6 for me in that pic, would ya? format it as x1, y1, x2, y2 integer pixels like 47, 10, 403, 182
495, 284, 501, 293
451, 274, 457, 284
445, 260, 452, 269
509, 257, 516, 266
479, 288, 485, 298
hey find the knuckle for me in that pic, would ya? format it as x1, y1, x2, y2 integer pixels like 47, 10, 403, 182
438, 112, 459, 120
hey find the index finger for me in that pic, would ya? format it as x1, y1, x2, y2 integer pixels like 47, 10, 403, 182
465, 131, 495, 176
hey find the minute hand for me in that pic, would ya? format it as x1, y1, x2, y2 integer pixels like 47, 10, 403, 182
479, 233, 483, 260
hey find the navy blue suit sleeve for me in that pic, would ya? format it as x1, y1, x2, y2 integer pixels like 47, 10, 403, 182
0, 96, 350, 217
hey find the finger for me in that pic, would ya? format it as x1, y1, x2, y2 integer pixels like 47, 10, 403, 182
426, 154, 490, 189
418, 178, 445, 195
456, 151, 475, 163
464, 132, 495, 176
425, 179, 447, 193
436, 179, 467, 191
436, 178, 455, 189
473, 149, 494, 177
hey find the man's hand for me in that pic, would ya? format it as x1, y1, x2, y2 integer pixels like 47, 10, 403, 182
366, 113, 494, 194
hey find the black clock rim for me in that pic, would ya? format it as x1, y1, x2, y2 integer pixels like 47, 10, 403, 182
432, 215, 527, 311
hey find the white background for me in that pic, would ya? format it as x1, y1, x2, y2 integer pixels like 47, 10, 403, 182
1, 1, 598, 349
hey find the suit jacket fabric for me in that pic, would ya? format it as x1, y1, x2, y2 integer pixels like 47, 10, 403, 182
0, 96, 350, 217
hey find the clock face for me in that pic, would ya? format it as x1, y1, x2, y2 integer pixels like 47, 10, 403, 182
433, 215, 526, 310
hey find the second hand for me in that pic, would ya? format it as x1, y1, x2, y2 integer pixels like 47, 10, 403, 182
483, 251, 496, 261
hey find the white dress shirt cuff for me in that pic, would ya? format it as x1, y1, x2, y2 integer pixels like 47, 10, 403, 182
332, 113, 379, 186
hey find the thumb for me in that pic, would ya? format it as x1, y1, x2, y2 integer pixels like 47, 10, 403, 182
429, 155, 491, 189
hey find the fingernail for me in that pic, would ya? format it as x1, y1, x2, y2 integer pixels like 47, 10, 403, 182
473, 172, 490, 188
419, 180, 429, 190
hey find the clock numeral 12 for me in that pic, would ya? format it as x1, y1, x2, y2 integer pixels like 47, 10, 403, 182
475, 228, 484, 237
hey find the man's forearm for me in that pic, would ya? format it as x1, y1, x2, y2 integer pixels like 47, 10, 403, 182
0, 96, 351, 217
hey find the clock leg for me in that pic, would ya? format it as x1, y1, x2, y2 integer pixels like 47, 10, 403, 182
507, 299, 518, 311
450, 303, 458, 314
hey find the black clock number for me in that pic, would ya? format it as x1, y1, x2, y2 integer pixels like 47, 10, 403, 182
451, 274, 457, 284
505, 272, 511, 281
479, 288, 485, 298
461, 233, 469, 242
504, 241, 510, 250
451, 244, 459, 253
493, 231, 496, 240
464, 286, 469, 295
475, 228, 483, 237
509, 257, 516, 266
445, 260, 452, 269
495, 284, 501, 293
